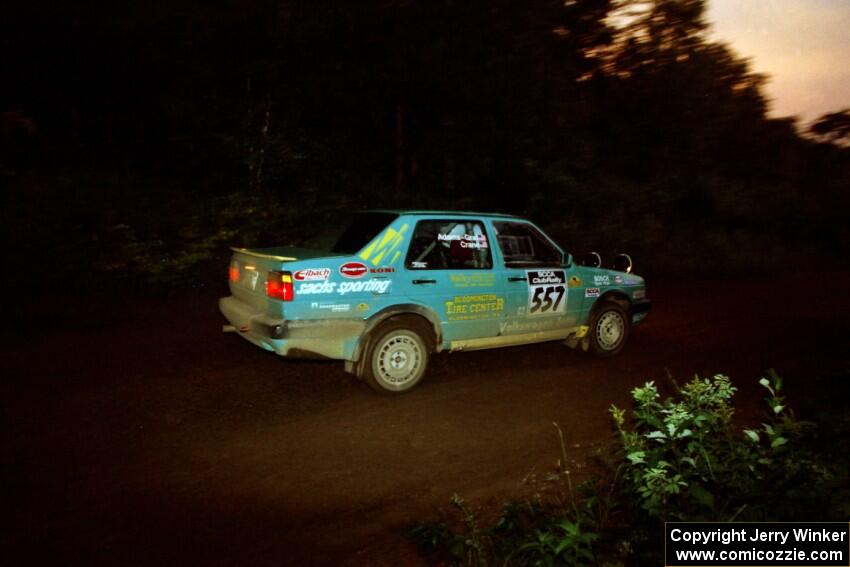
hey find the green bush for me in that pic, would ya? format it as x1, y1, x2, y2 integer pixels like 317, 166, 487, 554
612, 371, 836, 523
409, 371, 847, 566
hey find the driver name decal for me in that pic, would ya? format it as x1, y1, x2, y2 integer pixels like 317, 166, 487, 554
526, 270, 567, 316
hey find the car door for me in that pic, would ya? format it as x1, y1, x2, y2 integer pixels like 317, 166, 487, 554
491, 220, 582, 337
400, 218, 503, 343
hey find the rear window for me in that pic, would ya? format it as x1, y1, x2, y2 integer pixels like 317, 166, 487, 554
330, 212, 399, 255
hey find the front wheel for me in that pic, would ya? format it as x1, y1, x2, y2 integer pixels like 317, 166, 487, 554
363, 320, 430, 393
588, 302, 630, 357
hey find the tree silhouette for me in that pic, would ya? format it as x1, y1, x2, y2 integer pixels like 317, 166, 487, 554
810, 109, 850, 145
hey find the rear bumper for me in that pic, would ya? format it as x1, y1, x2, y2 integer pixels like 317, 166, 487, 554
631, 298, 651, 324
219, 295, 286, 352
219, 295, 365, 360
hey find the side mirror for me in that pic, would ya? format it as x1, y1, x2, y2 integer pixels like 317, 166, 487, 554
582, 251, 601, 268
613, 253, 633, 273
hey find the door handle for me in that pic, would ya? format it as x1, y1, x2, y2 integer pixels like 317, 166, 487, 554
508, 276, 526, 282
412, 279, 437, 285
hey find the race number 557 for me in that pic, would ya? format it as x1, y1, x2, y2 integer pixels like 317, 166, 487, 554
530, 285, 565, 314
526, 270, 567, 317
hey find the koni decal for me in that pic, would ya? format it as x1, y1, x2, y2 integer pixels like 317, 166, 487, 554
444, 294, 505, 321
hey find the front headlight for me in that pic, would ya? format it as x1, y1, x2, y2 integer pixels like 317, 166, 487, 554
633, 288, 646, 300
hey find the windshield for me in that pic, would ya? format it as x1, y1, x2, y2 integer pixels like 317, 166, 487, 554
330, 212, 399, 255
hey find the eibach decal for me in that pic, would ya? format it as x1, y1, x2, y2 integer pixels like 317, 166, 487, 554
294, 268, 331, 281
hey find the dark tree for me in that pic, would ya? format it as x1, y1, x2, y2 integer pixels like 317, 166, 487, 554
810, 109, 850, 144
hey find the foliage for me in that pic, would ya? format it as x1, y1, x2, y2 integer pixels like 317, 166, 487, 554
408, 371, 847, 566
810, 109, 850, 145
408, 496, 601, 567
408, 420, 618, 566
3, 0, 850, 298
611, 371, 837, 523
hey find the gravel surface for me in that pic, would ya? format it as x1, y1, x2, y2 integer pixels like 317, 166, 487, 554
3, 272, 849, 566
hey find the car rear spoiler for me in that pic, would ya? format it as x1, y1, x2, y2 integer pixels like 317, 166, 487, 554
230, 247, 297, 262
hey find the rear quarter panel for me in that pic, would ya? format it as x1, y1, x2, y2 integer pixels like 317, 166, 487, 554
287, 216, 412, 320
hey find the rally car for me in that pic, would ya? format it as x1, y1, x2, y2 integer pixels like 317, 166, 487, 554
220, 210, 651, 393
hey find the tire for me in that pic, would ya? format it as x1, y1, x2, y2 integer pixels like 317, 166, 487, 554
363, 319, 431, 393
588, 301, 630, 357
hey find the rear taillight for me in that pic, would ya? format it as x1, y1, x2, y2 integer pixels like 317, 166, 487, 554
228, 261, 240, 283
265, 271, 294, 301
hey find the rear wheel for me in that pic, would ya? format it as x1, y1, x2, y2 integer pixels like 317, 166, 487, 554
363, 320, 430, 393
588, 301, 630, 357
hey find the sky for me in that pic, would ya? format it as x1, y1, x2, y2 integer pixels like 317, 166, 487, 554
708, 0, 850, 125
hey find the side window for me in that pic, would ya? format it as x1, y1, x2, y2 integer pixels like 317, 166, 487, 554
493, 221, 562, 267
405, 220, 493, 270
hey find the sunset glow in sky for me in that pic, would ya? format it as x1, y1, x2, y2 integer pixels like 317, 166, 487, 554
708, 0, 850, 125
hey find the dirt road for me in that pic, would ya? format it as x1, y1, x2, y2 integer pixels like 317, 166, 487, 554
3, 273, 849, 566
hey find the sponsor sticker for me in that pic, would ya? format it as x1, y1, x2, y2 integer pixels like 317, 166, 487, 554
369, 266, 395, 274
499, 318, 557, 334
294, 268, 331, 281
593, 275, 610, 286
339, 262, 368, 279
310, 301, 351, 313
296, 279, 392, 296
614, 275, 623, 284
445, 294, 505, 321
526, 270, 567, 317
411, 261, 428, 269
585, 287, 601, 298
449, 273, 496, 288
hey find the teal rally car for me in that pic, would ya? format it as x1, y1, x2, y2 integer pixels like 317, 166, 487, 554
219, 211, 651, 393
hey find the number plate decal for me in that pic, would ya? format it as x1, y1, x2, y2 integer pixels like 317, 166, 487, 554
526, 270, 567, 317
